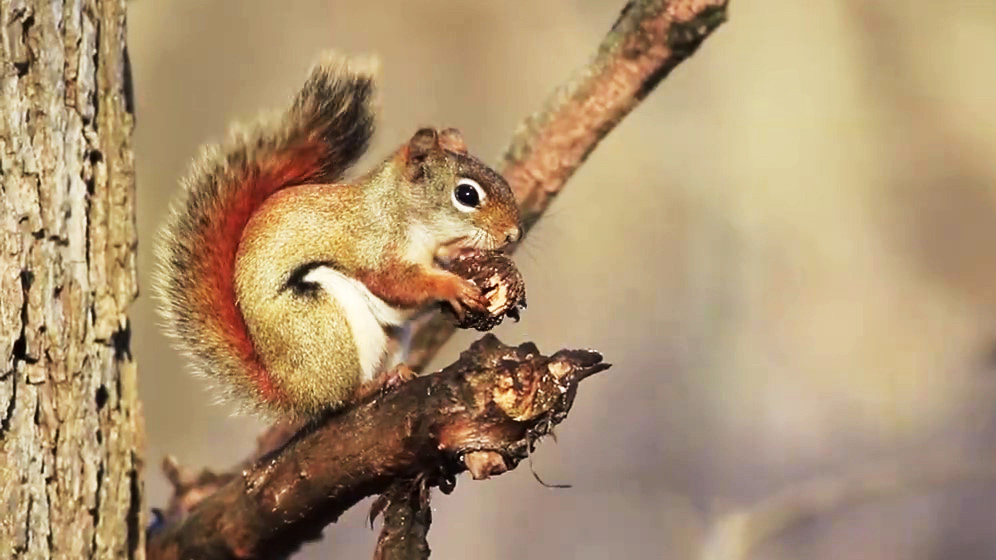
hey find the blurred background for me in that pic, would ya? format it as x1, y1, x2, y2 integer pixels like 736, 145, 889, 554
128, 1, 996, 558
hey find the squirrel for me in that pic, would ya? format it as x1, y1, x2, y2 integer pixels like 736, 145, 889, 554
155, 53, 522, 420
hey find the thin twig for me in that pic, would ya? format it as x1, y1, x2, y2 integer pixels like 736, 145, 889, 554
701, 454, 996, 560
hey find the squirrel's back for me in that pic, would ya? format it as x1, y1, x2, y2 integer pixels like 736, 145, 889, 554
155, 54, 378, 414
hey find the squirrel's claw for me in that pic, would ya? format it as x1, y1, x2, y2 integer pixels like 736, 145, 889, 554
447, 277, 488, 320
380, 363, 417, 394
354, 363, 419, 402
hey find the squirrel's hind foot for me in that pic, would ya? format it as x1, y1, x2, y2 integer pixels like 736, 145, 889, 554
353, 363, 419, 402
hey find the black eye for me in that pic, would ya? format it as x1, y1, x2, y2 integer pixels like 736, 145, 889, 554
456, 184, 479, 206
452, 178, 485, 212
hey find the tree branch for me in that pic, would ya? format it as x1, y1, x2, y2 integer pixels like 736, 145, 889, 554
371, 479, 433, 560
146, 336, 610, 559
405, 0, 729, 370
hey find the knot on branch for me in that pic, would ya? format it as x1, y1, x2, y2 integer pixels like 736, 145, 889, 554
436, 336, 609, 479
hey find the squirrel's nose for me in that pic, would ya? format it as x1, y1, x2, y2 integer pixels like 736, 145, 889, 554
506, 226, 521, 244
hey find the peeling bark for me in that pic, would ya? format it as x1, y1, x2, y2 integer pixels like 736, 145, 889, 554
0, 1, 143, 558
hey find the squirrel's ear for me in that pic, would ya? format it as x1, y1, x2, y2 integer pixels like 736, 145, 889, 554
438, 128, 467, 154
406, 128, 437, 160
404, 128, 438, 180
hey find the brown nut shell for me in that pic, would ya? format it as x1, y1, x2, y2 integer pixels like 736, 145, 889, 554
442, 249, 526, 331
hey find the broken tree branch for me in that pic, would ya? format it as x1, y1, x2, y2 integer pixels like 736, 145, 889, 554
371, 479, 433, 560
146, 336, 610, 559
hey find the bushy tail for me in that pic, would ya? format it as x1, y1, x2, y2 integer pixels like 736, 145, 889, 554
155, 53, 378, 411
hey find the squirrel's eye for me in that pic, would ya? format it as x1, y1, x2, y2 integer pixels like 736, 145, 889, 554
452, 178, 485, 212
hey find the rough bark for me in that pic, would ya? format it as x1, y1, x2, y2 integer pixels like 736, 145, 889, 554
0, 1, 143, 558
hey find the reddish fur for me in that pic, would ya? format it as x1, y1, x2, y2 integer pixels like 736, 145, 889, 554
356, 258, 467, 308
194, 146, 326, 404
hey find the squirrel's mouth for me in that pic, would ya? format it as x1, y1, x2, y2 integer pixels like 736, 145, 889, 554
434, 236, 473, 266
435, 234, 501, 265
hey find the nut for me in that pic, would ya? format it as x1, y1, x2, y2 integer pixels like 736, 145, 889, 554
443, 249, 526, 331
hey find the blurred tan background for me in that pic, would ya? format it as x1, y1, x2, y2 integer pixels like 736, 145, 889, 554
128, 1, 996, 558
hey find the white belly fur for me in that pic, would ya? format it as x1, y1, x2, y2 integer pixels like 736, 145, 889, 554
302, 266, 408, 383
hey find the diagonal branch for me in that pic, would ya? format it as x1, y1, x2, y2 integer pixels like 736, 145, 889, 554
146, 335, 610, 559
405, 0, 728, 369
701, 454, 996, 560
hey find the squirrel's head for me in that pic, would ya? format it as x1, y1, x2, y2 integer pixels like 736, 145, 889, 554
397, 127, 521, 261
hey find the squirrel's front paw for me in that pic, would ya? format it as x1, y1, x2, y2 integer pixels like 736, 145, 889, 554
440, 274, 488, 320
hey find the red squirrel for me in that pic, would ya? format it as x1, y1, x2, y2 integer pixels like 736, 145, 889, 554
155, 53, 521, 419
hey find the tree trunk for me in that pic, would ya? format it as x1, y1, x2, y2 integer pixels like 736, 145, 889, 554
0, 1, 143, 558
